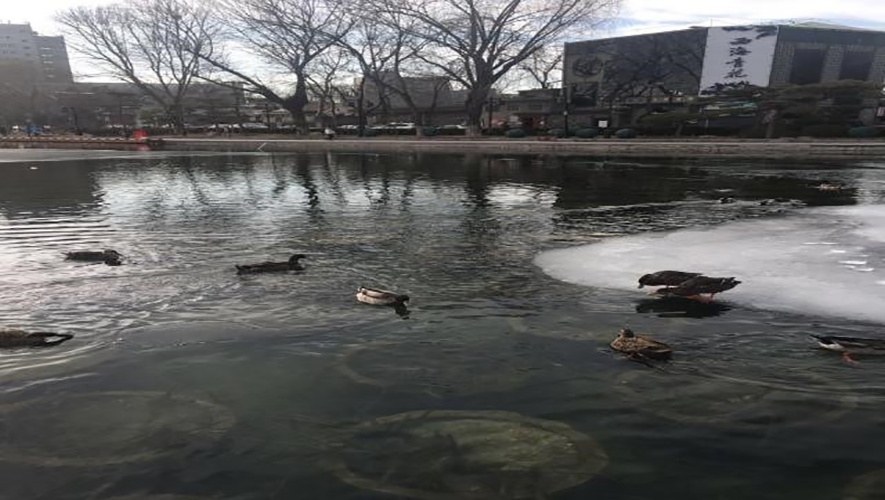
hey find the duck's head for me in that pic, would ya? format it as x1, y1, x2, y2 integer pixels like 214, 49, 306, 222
619, 328, 635, 338
289, 254, 307, 263
398, 295, 410, 304
811, 335, 844, 351
103, 250, 123, 266
637, 274, 652, 289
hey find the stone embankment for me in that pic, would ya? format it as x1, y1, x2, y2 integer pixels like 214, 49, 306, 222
3, 135, 885, 159
0, 136, 148, 150
156, 137, 885, 159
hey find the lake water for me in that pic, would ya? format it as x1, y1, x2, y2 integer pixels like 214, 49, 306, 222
1, 150, 885, 499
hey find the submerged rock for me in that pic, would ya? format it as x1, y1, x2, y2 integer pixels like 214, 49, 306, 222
328, 410, 608, 499
845, 469, 885, 500
0, 391, 235, 466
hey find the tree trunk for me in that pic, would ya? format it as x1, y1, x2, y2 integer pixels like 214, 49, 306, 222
357, 77, 366, 137
412, 110, 424, 137
464, 85, 491, 137
282, 79, 310, 135
170, 104, 186, 136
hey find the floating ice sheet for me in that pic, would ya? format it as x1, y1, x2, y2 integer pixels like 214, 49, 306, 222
535, 205, 885, 324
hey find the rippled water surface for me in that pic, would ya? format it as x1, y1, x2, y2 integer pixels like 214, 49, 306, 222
2, 150, 885, 500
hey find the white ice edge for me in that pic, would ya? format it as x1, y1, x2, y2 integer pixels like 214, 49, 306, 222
535, 205, 885, 324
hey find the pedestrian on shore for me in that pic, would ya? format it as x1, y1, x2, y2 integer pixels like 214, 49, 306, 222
324, 126, 336, 140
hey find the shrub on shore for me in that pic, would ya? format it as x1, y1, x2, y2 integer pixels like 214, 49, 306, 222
849, 126, 881, 138
575, 128, 599, 139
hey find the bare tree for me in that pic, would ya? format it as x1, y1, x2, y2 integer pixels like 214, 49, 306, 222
306, 48, 354, 127
336, 7, 427, 133
196, 0, 353, 134
57, 0, 217, 133
591, 29, 707, 124
518, 46, 563, 89
370, 0, 621, 135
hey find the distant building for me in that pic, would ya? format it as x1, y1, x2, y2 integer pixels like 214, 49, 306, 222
502, 88, 564, 129
563, 22, 885, 126
20, 81, 247, 131
0, 23, 73, 83
363, 73, 482, 126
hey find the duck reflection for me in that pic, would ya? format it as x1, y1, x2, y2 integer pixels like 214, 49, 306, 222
635, 297, 732, 318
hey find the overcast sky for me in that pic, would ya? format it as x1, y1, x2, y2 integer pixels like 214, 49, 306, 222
5, 0, 885, 76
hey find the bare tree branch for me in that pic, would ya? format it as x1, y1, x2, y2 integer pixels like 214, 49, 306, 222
196, 0, 355, 133
57, 0, 218, 133
367, 0, 622, 134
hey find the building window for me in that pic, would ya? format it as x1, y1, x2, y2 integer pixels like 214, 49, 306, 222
840, 50, 874, 81
789, 49, 826, 85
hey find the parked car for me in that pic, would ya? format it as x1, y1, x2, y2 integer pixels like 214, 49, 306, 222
388, 122, 416, 130
241, 123, 269, 130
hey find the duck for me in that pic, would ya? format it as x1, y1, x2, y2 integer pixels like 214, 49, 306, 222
638, 270, 701, 289
235, 254, 306, 274
610, 328, 672, 361
655, 276, 740, 301
760, 197, 802, 207
0, 328, 73, 348
811, 335, 885, 365
356, 286, 410, 306
65, 249, 123, 266
816, 181, 844, 192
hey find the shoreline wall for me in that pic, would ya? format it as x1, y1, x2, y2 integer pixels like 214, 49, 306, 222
2, 136, 885, 159
155, 138, 885, 159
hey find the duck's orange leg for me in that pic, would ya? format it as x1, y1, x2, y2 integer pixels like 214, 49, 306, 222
687, 294, 713, 303
842, 352, 860, 366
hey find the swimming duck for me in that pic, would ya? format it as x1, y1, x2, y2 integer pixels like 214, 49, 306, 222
816, 182, 844, 192
235, 254, 306, 274
760, 198, 802, 207
65, 249, 122, 266
811, 335, 885, 364
655, 276, 740, 301
610, 328, 672, 361
0, 329, 73, 348
356, 287, 410, 306
638, 270, 701, 289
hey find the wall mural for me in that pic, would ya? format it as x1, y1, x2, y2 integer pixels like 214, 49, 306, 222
699, 25, 779, 93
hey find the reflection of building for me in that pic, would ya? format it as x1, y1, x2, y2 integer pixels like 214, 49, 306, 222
563, 22, 885, 126
0, 23, 73, 83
